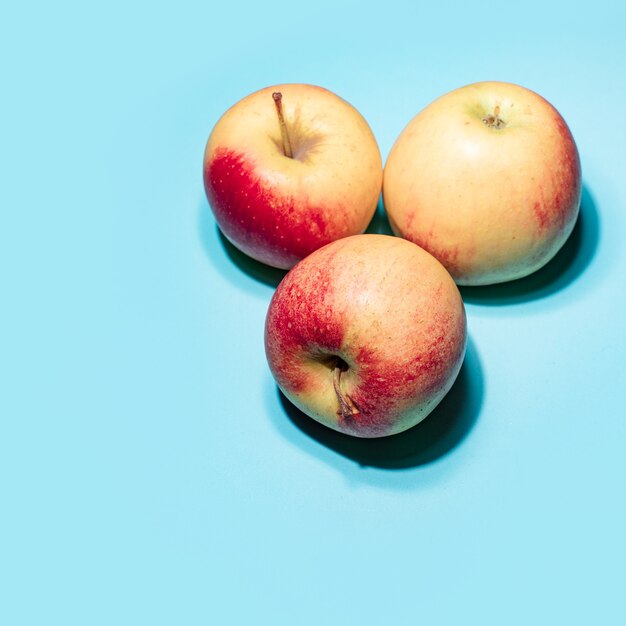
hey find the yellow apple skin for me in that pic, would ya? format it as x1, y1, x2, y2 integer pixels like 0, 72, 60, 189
383, 81, 582, 285
204, 84, 382, 269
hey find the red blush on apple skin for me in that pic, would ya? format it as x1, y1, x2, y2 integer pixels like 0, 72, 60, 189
403, 229, 463, 279
346, 308, 466, 436
264, 255, 346, 394
205, 148, 349, 269
532, 117, 581, 235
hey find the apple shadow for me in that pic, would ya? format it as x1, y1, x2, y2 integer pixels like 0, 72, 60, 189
365, 196, 394, 236
274, 336, 483, 470
198, 198, 287, 289
459, 184, 599, 305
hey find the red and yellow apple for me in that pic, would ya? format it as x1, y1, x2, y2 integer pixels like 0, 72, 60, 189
264, 234, 467, 438
383, 81, 582, 285
203, 84, 383, 270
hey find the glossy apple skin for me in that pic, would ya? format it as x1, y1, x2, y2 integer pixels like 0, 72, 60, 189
383, 81, 582, 285
264, 234, 467, 438
204, 84, 383, 269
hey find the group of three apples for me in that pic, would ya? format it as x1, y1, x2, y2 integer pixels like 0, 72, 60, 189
204, 82, 581, 438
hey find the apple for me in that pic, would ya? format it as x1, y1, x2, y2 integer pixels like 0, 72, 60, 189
203, 84, 383, 269
264, 234, 467, 438
383, 81, 582, 285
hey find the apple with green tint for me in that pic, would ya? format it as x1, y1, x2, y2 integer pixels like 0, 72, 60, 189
204, 84, 382, 270
265, 234, 467, 438
383, 81, 582, 285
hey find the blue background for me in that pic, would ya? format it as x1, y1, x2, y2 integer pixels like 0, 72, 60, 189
2, 1, 625, 624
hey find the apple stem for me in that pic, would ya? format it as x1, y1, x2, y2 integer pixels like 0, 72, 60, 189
272, 92, 294, 159
482, 104, 506, 129
332, 366, 360, 420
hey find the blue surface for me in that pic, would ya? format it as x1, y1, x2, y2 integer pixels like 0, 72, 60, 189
2, 1, 626, 624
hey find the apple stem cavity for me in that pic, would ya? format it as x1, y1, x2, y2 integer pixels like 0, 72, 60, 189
272, 92, 294, 158
332, 365, 360, 420
482, 104, 506, 129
